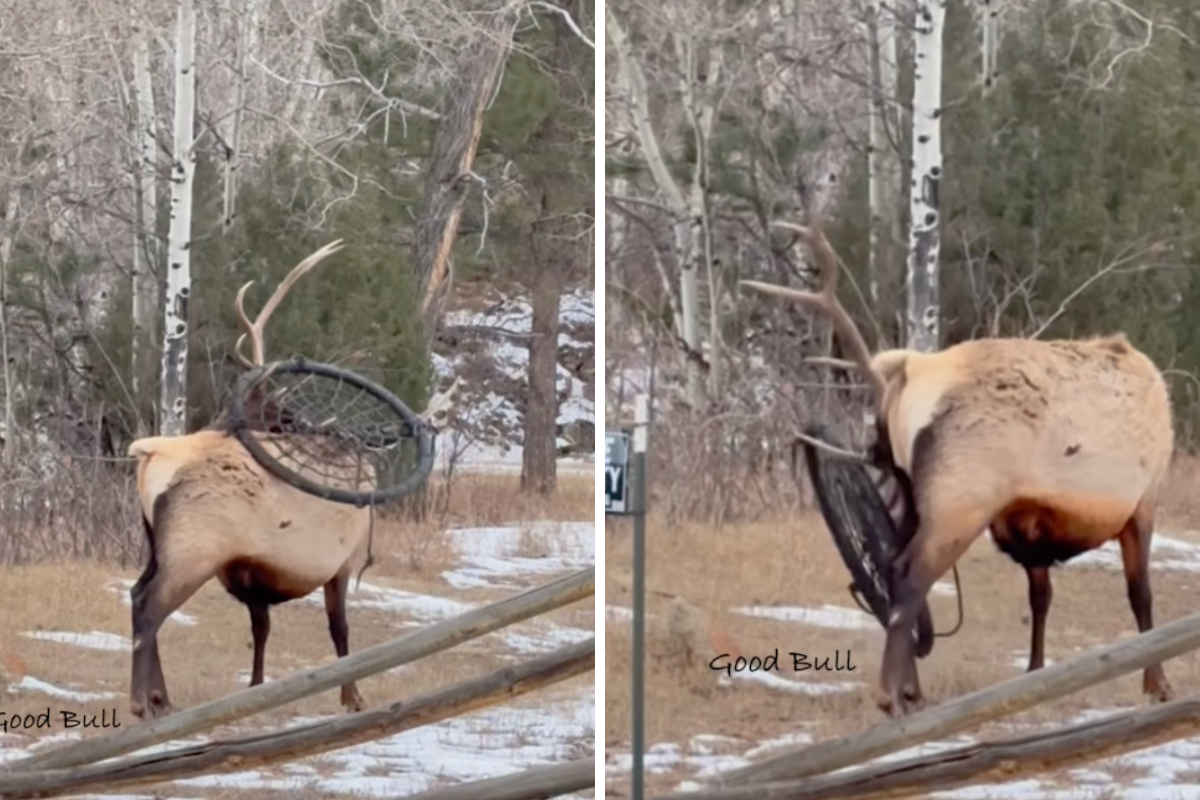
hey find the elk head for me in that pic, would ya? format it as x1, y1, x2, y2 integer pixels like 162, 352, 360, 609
742, 223, 885, 398
219, 240, 461, 435
205, 241, 345, 434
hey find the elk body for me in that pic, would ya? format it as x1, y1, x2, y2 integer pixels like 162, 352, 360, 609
125, 242, 453, 720
744, 224, 1175, 717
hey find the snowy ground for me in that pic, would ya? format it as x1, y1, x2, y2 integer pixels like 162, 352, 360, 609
435, 287, 594, 474
4, 520, 595, 798
606, 530, 1200, 798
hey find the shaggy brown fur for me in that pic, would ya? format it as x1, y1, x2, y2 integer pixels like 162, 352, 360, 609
125, 241, 376, 721
742, 223, 1174, 718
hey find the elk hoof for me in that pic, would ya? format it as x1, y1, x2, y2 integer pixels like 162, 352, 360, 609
877, 685, 924, 717
342, 688, 366, 713
1148, 679, 1175, 704
132, 690, 175, 721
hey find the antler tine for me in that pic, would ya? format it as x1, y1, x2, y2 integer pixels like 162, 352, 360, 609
233, 281, 260, 366
233, 333, 255, 369
740, 221, 887, 405
233, 240, 346, 367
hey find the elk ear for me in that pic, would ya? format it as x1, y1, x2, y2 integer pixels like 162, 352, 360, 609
870, 349, 911, 386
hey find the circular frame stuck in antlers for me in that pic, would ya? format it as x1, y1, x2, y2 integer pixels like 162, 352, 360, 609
799, 422, 928, 652
228, 357, 437, 507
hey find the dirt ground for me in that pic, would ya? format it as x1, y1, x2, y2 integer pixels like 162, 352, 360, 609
604, 455, 1200, 797
0, 472, 595, 799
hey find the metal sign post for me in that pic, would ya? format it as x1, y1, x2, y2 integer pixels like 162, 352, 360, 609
605, 394, 649, 800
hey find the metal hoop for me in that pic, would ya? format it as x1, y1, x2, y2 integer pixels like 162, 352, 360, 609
800, 422, 929, 651
228, 357, 436, 507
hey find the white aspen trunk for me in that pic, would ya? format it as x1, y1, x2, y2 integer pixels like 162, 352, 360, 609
868, 0, 901, 318
607, 165, 630, 332
0, 191, 18, 464
222, 0, 262, 233
981, 0, 1000, 93
608, 9, 707, 410
158, 0, 197, 436
867, 1, 883, 312
674, 34, 721, 409
687, 44, 725, 402
131, 12, 158, 436
678, 222, 703, 407
905, 0, 946, 354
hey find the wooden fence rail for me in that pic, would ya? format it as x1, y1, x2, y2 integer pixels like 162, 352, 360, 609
3, 566, 594, 775
0, 637, 593, 800
403, 758, 595, 800
702, 604, 1200, 789
650, 693, 1200, 800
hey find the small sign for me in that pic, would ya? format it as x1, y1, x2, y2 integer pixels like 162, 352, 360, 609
605, 431, 631, 514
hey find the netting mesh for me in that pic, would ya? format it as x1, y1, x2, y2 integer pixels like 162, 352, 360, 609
229, 360, 432, 505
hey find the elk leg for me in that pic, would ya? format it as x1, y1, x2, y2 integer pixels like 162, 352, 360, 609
880, 496, 994, 718
1026, 566, 1052, 672
324, 571, 365, 712
1118, 510, 1173, 702
248, 602, 270, 686
129, 554, 213, 721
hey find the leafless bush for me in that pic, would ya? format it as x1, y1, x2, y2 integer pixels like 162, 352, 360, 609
0, 451, 142, 567
608, 331, 875, 527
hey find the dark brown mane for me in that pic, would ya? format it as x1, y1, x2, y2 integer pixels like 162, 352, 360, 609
205, 386, 298, 435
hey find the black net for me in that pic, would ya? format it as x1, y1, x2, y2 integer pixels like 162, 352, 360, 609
800, 422, 931, 654
228, 359, 435, 506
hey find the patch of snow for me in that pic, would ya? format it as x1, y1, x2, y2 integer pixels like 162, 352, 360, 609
434, 289, 594, 474
930, 780, 1072, 800
606, 742, 689, 776
51, 796, 193, 800
1069, 768, 1114, 784
501, 625, 592, 656
1072, 533, 1200, 572
606, 605, 633, 622
732, 604, 877, 631
20, 631, 129, 652
306, 536, 592, 660
173, 689, 594, 797
633, 704, 1200, 800
745, 731, 814, 759
298, 580, 472, 626
6, 676, 119, 703
441, 521, 595, 589
1008, 651, 1051, 670
107, 579, 198, 626
687, 733, 742, 753
720, 671, 861, 696
931, 581, 957, 597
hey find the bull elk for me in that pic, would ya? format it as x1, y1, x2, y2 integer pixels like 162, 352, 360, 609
126, 242, 458, 720
743, 223, 1174, 717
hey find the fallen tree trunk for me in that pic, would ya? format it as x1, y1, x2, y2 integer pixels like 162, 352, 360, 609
4, 567, 594, 774
0, 638, 593, 799
712, 606, 1200, 786
403, 758, 594, 800
649, 693, 1200, 800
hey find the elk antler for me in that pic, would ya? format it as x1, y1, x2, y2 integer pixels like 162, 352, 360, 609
740, 222, 887, 406
233, 240, 346, 368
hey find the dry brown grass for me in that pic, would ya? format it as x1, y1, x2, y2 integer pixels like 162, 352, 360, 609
604, 455, 1200, 795
0, 471, 595, 798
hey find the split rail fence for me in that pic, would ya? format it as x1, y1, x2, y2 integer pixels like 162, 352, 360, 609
644, 605, 1200, 800
0, 567, 595, 800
